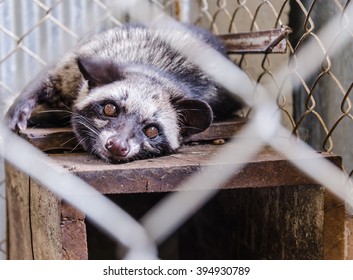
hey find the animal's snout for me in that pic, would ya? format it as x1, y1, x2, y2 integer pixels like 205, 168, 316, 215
105, 137, 130, 158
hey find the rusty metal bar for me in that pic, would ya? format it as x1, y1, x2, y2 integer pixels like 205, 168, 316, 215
219, 26, 292, 54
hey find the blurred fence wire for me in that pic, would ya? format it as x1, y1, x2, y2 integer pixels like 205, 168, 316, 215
1, 0, 353, 260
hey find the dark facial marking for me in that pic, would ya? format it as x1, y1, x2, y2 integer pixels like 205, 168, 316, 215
77, 57, 125, 89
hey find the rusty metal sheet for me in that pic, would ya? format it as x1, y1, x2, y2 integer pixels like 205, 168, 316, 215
219, 26, 292, 54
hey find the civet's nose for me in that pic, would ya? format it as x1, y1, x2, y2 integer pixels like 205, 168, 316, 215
105, 137, 130, 157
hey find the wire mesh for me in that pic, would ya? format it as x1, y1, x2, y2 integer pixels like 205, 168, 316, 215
1, 0, 353, 260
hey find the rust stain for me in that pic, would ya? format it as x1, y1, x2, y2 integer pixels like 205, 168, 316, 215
174, 1, 181, 21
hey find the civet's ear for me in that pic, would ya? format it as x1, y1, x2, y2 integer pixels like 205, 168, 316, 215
175, 99, 213, 137
77, 57, 125, 89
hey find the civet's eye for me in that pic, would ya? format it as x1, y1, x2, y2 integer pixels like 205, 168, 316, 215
103, 103, 118, 117
144, 125, 159, 139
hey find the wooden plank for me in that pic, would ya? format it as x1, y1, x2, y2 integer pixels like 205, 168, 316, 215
30, 180, 63, 259
6, 163, 88, 260
20, 127, 81, 153
61, 203, 88, 260
50, 145, 341, 195
345, 214, 353, 260
323, 191, 345, 259
20, 118, 246, 152
179, 186, 325, 259
5, 163, 33, 259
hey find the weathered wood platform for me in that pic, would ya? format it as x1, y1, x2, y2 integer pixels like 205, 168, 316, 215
5, 118, 345, 260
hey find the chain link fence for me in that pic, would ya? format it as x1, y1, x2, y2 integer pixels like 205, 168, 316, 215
1, 0, 353, 260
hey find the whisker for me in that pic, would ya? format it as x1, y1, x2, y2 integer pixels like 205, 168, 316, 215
181, 125, 205, 132
36, 109, 73, 114
60, 136, 79, 147
70, 141, 84, 153
75, 116, 99, 136
70, 136, 88, 153
178, 108, 206, 112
